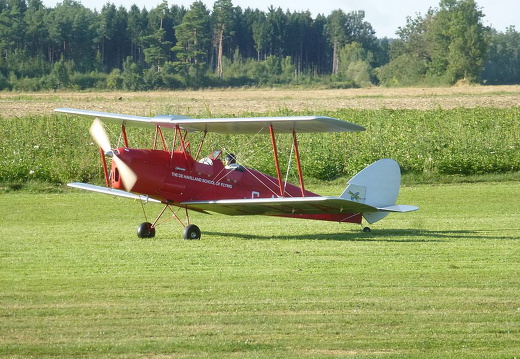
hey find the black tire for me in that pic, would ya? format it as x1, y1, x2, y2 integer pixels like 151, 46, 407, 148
363, 226, 371, 233
183, 224, 201, 240
137, 222, 156, 238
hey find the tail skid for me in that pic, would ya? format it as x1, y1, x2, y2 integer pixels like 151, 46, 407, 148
341, 159, 418, 224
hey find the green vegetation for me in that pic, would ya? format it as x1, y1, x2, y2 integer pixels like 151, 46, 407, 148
1, 182, 519, 358
1, 107, 519, 187
0, 0, 518, 90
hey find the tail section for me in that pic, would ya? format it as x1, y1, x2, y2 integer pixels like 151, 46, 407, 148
340, 159, 418, 224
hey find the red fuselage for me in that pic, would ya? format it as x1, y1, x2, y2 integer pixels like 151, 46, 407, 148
111, 148, 316, 202
110, 148, 362, 224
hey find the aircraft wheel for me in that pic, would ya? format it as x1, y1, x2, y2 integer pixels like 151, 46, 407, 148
363, 227, 371, 233
183, 224, 201, 240
137, 222, 156, 238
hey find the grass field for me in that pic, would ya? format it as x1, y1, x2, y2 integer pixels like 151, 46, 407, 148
1, 182, 519, 358
1, 86, 519, 357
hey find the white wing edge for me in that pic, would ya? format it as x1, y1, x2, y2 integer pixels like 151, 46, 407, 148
182, 196, 362, 206
68, 182, 161, 203
55, 108, 153, 122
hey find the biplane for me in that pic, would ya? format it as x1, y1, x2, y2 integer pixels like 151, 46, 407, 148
55, 108, 418, 239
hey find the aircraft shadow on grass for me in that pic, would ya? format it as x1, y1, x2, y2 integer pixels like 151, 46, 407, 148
205, 229, 513, 242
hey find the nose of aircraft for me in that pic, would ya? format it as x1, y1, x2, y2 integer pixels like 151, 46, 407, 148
90, 119, 137, 191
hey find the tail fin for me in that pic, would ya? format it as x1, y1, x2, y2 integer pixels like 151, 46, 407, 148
340, 159, 416, 224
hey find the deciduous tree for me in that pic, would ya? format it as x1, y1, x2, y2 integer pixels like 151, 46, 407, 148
427, 0, 488, 83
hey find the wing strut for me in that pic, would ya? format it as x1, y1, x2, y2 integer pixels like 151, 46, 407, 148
194, 130, 207, 161
121, 124, 129, 147
174, 124, 190, 160
99, 147, 110, 187
269, 124, 284, 197
153, 125, 167, 150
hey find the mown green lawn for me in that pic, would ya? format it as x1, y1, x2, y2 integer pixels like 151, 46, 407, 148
1, 182, 519, 358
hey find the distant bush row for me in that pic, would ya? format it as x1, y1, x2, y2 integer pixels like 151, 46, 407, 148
1, 107, 519, 185
4, 57, 325, 92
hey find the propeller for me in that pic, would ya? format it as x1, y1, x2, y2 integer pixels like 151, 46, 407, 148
90, 119, 137, 191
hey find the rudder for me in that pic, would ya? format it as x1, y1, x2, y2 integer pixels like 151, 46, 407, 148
340, 159, 402, 224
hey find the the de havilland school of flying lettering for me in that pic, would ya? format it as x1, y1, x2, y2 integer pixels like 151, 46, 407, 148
55, 108, 418, 240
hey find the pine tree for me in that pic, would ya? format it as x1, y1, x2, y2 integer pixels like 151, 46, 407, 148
212, 0, 234, 78
172, 1, 211, 84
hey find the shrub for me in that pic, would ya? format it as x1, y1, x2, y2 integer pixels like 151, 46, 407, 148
69, 72, 106, 90
106, 69, 123, 89
377, 54, 428, 86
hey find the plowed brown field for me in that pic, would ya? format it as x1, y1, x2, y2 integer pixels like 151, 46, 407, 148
1, 85, 520, 118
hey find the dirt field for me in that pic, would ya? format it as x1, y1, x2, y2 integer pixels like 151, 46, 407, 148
1, 85, 520, 118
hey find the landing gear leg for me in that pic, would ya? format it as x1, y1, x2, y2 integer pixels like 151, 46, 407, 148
138, 202, 202, 239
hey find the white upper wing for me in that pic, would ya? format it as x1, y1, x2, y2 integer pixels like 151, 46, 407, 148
55, 108, 365, 134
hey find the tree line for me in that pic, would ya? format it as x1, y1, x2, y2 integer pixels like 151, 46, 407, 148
0, 0, 518, 91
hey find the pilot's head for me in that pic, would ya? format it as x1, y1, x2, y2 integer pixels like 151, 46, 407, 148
225, 153, 236, 164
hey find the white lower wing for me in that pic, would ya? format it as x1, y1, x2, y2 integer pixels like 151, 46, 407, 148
182, 196, 378, 216
67, 183, 418, 217
68, 182, 161, 203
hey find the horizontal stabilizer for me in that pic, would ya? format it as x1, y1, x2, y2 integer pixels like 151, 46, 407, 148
68, 182, 161, 203
376, 204, 419, 213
